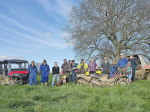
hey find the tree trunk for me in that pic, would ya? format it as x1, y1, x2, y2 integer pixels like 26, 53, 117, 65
115, 49, 120, 64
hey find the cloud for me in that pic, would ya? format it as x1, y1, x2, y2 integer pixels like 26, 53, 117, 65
60, 33, 70, 37
0, 56, 23, 61
0, 26, 67, 49
4, 7, 58, 34
0, 38, 16, 44
38, 0, 72, 19
0, 14, 43, 36
60, 33, 71, 40
38, 0, 53, 10
10, 48, 30, 53
55, 19, 62, 22
55, 0, 72, 18
0, 14, 68, 49
67, 41, 74, 46
43, 32, 52, 37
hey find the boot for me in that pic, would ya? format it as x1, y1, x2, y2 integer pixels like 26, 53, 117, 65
66, 78, 69, 83
72, 81, 75, 85
45, 82, 48, 87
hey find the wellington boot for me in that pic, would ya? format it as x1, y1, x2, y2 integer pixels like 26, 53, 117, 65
72, 81, 75, 85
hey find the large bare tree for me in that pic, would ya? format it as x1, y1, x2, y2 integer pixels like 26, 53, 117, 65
64, 0, 150, 62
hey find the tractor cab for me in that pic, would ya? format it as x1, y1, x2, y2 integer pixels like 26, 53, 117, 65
1, 59, 29, 85
126, 54, 150, 79
3, 59, 29, 75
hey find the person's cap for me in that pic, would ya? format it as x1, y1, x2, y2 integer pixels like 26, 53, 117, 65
81, 59, 84, 61
120, 53, 123, 56
31, 60, 35, 63
104, 57, 107, 59
43, 59, 46, 62
64, 59, 67, 62
72, 60, 75, 62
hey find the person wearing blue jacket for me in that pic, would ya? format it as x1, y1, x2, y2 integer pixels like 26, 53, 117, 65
110, 59, 118, 78
28, 60, 38, 85
118, 54, 128, 75
40, 59, 50, 87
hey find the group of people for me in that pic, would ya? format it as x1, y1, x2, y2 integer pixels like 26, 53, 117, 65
28, 59, 78, 87
28, 53, 137, 86
100, 54, 137, 83
77, 54, 137, 84
28, 59, 50, 86
110, 54, 137, 83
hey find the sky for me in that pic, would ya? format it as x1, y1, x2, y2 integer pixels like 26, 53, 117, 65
0, 0, 79, 69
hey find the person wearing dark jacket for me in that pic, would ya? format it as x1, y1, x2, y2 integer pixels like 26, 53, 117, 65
40, 59, 50, 87
52, 62, 60, 87
68, 60, 72, 82
28, 60, 38, 85
128, 55, 137, 81
61, 59, 69, 83
101, 57, 110, 75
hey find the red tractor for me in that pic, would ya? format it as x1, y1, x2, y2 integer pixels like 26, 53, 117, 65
0, 59, 29, 85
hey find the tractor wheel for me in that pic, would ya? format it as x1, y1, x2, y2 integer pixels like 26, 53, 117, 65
9, 80, 16, 85
19, 80, 23, 85
27, 78, 29, 83
1, 78, 5, 85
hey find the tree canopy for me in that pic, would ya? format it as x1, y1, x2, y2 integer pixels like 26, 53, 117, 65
64, 0, 150, 62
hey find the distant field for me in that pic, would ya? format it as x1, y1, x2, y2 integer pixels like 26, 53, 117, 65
0, 75, 150, 112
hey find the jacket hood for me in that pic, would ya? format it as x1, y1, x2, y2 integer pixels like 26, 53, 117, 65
42, 63, 47, 65
30, 64, 36, 68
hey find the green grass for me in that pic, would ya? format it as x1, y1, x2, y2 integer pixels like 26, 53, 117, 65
0, 75, 150, 112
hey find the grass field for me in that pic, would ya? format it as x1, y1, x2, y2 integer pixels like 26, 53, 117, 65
0, 75, 150, 112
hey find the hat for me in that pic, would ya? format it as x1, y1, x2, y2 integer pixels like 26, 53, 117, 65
81, 59, 84, 61
72, 60, 75, 62
43, 59, 46, 62
120, 53, 123, 56
31, 60, 35, 63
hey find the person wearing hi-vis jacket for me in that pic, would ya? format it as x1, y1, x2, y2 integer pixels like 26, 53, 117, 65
40, 59, 50, 87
